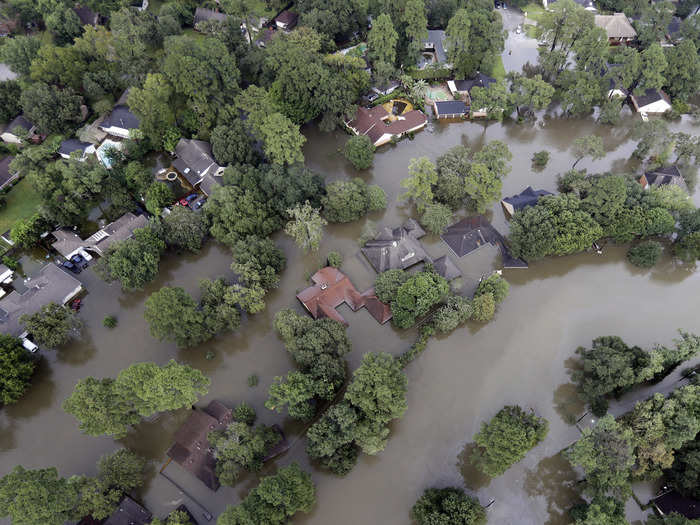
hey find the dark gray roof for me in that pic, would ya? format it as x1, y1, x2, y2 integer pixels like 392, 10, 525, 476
502, 186, 553, 212
631, 88, 670, 109
361, 220, 428, 273
461, 73, 496, 93
0, 156, 15, 187
644, 165, 688, 192
174, 139, 220, 186
104, 496, 152, 525
5, 115, 34, 135
194, 7, 229, 24
59, 139, 92, 156
667, 16, 681, 36
0, 263, 82, 338
654, 491, 700, 520
441, 216, 527, 269
432, 255, 462, 281
434, 100, 468, 116
101, 105, 139, 132
73, 6, 99, 26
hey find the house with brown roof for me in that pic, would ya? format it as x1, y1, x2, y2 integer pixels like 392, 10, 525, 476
274, 10, 298, 31
594, 13, 637, 44
166, 400, 233, 491
296, 267, 392, 325
346, 105, 428, 147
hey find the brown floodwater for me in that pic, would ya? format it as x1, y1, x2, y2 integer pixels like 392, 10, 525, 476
1, 110, 699, 525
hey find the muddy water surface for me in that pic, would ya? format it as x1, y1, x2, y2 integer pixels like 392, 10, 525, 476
1, 112, 699, 525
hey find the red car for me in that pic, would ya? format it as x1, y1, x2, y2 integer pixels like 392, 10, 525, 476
179, 194, 198, 207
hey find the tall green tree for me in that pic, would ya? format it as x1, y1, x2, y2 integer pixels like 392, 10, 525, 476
0, 335, 36, 405
402, 0, 429, 63
19, 302, 81, 349
508, 73, 555, 119
128, 73, 176, 150
0, 81, 22, 122
663, 41, 700, 102
637, 43, 667, 93
162, 205, 208, 253
144, 287, 210, 348
411, 487, 487, 525
571, 134, 604, 168
0, 35, 41, 76
284, 201, 327, 253
570, 497, 629, 525
20, 82, 82, 134
445, 9, 471, 78
368, 13, 398, 69
259, 113, 306, 165
401, 157, 438, 213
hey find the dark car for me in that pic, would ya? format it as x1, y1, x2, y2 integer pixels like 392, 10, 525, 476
179, 194, 199, 207
62, 260, 81, 274
193, 197, 207, 210
70, 254, 88, 269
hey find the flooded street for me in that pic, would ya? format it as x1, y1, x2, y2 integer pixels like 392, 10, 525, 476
1, 110, 699, 524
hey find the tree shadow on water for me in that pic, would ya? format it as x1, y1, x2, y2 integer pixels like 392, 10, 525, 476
553, 357, 586, 424
457, 443, 492, 490
523, 452, 583, 525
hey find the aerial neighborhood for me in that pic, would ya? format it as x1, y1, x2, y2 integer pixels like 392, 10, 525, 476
0, 0, 698, 524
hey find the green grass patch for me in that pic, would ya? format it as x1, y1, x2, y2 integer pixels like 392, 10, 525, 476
524, 24, 538, 38
182, 28, 208, 41
522, 2, 546, 22
0, 177, 41, 236
490, 55, 506, 81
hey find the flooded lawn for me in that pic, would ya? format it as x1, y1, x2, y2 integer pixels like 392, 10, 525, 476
1, 112, 698, 524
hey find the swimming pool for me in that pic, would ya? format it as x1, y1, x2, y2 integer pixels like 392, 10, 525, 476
96, 139, 123, 169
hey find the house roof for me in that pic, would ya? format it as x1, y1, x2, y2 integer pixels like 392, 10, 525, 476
462, 73, 497, 93
361, 219, 428, 273
104, 496, 152, 525
347, 106, 428, 146
642, 165, 688, 192
502, 186, 554, 212
424, 30, 447, 63
441, 216, 528, 268
654, 491, 700, 519
4, 115, 34, 136
630, 88, 671, 110
167, 400, 233, 491
296, 267, 391, 325
434, 100, 469, 116
0, 263, 82, 338
0, 157, 15, 187
59, 139, 93, 156
275, 10, 298, 28
174, 139, 220, 186
194, 7, 228, 24
73, 6, 99, 26
52, 212, 148, 258
101, 105, 139, 132
432, 255, 462, 281
594, 13, 637, 39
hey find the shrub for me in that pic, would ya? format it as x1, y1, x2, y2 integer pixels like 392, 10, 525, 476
411, 487, 487, 525
102, 316, 117, 328
1, 256, 19, 271
627, 240, 663, 268
327, 251, 343, 268
532, 150, 550, 169
475, 274, 509, 305
233, 402, 256, 426
471, 293, 496, 322
247, 374, 259, 387
374, 269, 409, 303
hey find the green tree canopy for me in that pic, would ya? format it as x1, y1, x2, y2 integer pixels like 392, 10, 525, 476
391, 268, 449, 329
402, 157, 438, 213
0, 334, 36, 405
162, 205, 208, 252
19, 302, 81, 349
411, 487, 487, 525
322, 178, 386, 223
284, 201, 327, 253
344, 135, 375, 170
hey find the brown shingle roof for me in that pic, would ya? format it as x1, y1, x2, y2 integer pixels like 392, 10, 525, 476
167, 400, 233, 491
347, 106, 427, 146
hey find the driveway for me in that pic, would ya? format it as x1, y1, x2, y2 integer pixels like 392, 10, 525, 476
499, 8, 541, 74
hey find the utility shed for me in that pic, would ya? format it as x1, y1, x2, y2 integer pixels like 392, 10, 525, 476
166, 400, 233, 491
103, 496, 152, 525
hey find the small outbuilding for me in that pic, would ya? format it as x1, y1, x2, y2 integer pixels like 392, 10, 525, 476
501, 186, 554, 217
1, 115, 42, 145
630, 89, 672, 116
433, 100, 469, 119
274, 10, 298, 31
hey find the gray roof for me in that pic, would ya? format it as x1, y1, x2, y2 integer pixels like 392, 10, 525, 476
104, 496, 152, 525
361, 219, 428, 273
52, 212, 148, 257
174, 138, 221, 186
0, 263, 82, 338
644, 165, 688, 192
434, 100, 468, 116
654, 491, 700, 520
432, 255, 462, 281
4, 115, 34, 136
595, 13, 637, 39
424, 30, 447, 63
58, 139, 92, 156
194, 7, 229, 24
0, 156, 15, 187
631, 88, 670, 109
198, 173, 220, 197
100, 93, 139, 132
460, 73, 497, 94
442, 216, 527, 269
502, 186, 553, 212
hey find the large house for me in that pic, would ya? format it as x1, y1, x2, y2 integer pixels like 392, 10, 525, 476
172, 138, 224, 196
346, 106, 427, 147
594, 13, 637, 44
99, 90, 140, 138
0, 263, 82, 346
447, 73, 496, 99
58, 139, 95, 161
296, 266, 392, 325
501, 186, 553, 217
0, 156, 18, 190
167, 401, 234, 491
630, 89, 672, 116
103, 496, 152, 525
52, 212, 148, 259
1, 115, 43, 145
361, 219, 429, 273
441, 216, 528, 268
639, 165, 687, 193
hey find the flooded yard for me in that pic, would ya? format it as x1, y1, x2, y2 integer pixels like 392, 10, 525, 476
1, 111, 699, 524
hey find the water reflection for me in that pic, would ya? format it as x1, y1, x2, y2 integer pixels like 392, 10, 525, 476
457, 442, 492, 490
523, 453, 582, 525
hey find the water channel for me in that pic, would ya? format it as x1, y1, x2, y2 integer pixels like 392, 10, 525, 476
1, 40, 700, 525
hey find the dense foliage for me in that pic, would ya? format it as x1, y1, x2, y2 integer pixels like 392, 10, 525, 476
322, 178, 386, 223
390, 267, 450, 329
19, 302, 81, 349
411, 487, 487, 525
0, 335, 36, 405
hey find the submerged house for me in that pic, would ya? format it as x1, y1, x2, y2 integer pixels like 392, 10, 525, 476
501, 186, 554, 217
433, 100, 469, 119
442, 216, 528, 268
99, 90, 140, 139
630, 89, 672, 116
0, 263, 83, 347
167, 400, 233, 491
447, 74, 497, 116
52, 212, 148, 259
346, 106, 427, 147
361, 219, 428, 273
103, 496, 152, 525
296, 267, 392, 325
639, 165, 688, 193
172, 138, 224, 196
594, 13, 637, 44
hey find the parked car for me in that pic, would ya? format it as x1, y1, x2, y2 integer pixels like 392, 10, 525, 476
193, 197, 207, 210
70, 254, 88, 269
71, 299, 81, 311
62, 260, 81, 274
179, 194, 198, 207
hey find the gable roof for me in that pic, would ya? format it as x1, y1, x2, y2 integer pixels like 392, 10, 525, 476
434, 100, 469, 116
594, 13, 637, 39
0, 263, 82, 338
274, 10, 298, 28
104, 496, 152, 525
441, 216, 528, 268
296, 267, 391, 325
101, 105, 139, 132
642, 165, 688, 192
361, 219, 428, 273
4, 115, 35, 136
73, 6, 99, 26
432, 255, 462, 281
462, 73, 497, 93
502, 186, 554, 213
59, 138, 93, 156
52, 212, 148, 258
194, 7, 228, 24
0, 157, 15, 187
167, 401, 233, 491
347, 106, 428, 147
173, 138, 221, 186
630, 88, 671, 110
